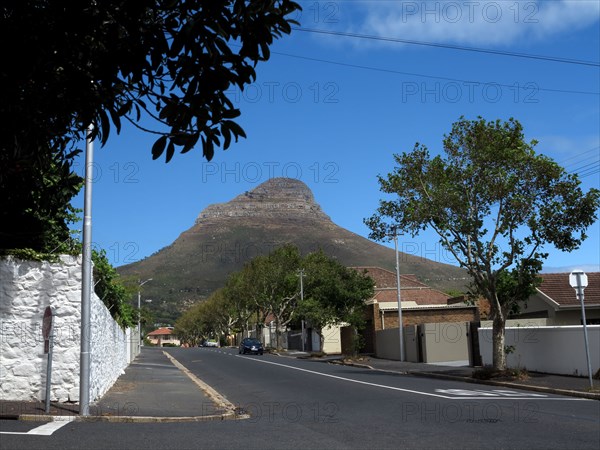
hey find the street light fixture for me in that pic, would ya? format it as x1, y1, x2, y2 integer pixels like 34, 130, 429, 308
138, 278, 152, 353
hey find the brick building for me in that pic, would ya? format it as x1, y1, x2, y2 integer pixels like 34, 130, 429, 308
352, 267, 478, 353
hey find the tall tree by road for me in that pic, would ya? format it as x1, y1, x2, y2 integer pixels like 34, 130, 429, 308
249, 245, 302, 350
365, 117, 600, 371
298, 251, 374, 352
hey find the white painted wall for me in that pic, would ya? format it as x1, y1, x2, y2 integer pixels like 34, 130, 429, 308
0, 256, 138, 402
321, 325, 342, 354
478, 325, 600, 376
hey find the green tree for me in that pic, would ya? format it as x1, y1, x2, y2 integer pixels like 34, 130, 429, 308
0, 145, 83, 253
365, 117, 600, 371
222, 271, 257, 335
92, 249, 137, 328
1, 0, 300, 251
248, 245, 302, 349
175, 302, 206, 347
298, 251, 374, 353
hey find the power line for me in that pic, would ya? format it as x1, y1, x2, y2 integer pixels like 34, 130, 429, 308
269, 49, 600, 96
559, 147, 600, 165
559, 147, 600, 180
564, 155, 600, 170
293, 27, 600, 68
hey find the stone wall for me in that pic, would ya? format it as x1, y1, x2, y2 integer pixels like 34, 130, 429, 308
0, 255, 138, 402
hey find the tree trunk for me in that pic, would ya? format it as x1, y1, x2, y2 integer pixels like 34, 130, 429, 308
318, 331, 324, 353
492, 316, 506, 371
275, 317, 282, 351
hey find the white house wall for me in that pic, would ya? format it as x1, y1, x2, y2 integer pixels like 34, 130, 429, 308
478, 325, 600, 376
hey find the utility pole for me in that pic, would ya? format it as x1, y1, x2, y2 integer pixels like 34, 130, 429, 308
298, 269, 305, 352
393, 228, 405, 362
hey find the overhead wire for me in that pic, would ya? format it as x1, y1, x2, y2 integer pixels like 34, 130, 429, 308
562, 147, 600, 180
269, 49, 600, 96
292, 27, 600, 68
274, 27, 600, 179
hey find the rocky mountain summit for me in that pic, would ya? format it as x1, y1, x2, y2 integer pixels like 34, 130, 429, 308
118, 177, 469, 323
195, 178, 331, 223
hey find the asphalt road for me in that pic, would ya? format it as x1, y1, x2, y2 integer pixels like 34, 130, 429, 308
2, 347, 599, 449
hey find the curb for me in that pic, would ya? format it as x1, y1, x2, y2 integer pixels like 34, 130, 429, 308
13, 412, 246, 423
330, 361, 600, 400
408, 370, 600, 401
163, 350, 237, 415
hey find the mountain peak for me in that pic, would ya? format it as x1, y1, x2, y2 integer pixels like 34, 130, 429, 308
195, 177, 331, 224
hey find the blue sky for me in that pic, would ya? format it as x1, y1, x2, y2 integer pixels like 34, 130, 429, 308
72, 0, 600, 274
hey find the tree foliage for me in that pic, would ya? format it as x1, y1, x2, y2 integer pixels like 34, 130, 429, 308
0, 146, 83, 253
365, 117, 600, 370
176, 245, 374, 351
92, 249, 137, 328
1, 0, 300, 252
1, 0, 300, 161
240, 245, 302, 349
299, 251, 374, 350
175, 288, 237, 346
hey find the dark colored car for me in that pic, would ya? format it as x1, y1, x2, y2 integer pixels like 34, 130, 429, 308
239, 338, 264, 355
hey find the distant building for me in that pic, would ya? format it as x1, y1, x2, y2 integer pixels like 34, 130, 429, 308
147, 327, 181, 347
509, 272, 600, 325
352, 267, 479, 354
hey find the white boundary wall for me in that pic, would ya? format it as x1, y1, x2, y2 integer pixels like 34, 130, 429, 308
0, 255, 138, 402
478, 325, 600, 377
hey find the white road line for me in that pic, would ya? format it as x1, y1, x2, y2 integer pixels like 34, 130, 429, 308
1, 418, 73, 436
236, 356, 587, 401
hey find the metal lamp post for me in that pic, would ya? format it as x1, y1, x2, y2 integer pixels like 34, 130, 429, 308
79, 124, 94, 417
138, 278, 152, 353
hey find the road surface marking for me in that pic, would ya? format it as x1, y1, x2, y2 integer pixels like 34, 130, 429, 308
237, 356, 587, 401
435, 389, 547, 398
1, 418, 73, 436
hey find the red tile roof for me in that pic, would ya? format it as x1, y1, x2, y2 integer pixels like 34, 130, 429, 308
537, 272, 600, 307
147, 327, 175, 336
352, 266, 450, 306
351, 267, 430, 289
373, 288, 449, 305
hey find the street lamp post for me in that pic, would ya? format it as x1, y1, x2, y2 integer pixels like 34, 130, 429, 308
79, 124, 94, 417
138, 278, 152, 354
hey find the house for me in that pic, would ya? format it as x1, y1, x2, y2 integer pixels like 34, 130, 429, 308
147, 327, 181, 347
352, 267, 479, 354
509, 272, 600, 325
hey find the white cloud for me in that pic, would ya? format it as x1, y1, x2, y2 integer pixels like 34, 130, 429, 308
351, 0, 600, 47
542, 264, 600, 273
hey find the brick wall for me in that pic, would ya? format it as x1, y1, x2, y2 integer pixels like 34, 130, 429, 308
373, 307, 478, 329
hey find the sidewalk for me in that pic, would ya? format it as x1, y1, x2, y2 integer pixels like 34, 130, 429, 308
0, 348, 238, 423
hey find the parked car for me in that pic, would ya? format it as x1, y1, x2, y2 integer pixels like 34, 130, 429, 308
239, 338, 264, 355
203, 339, 219, 347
